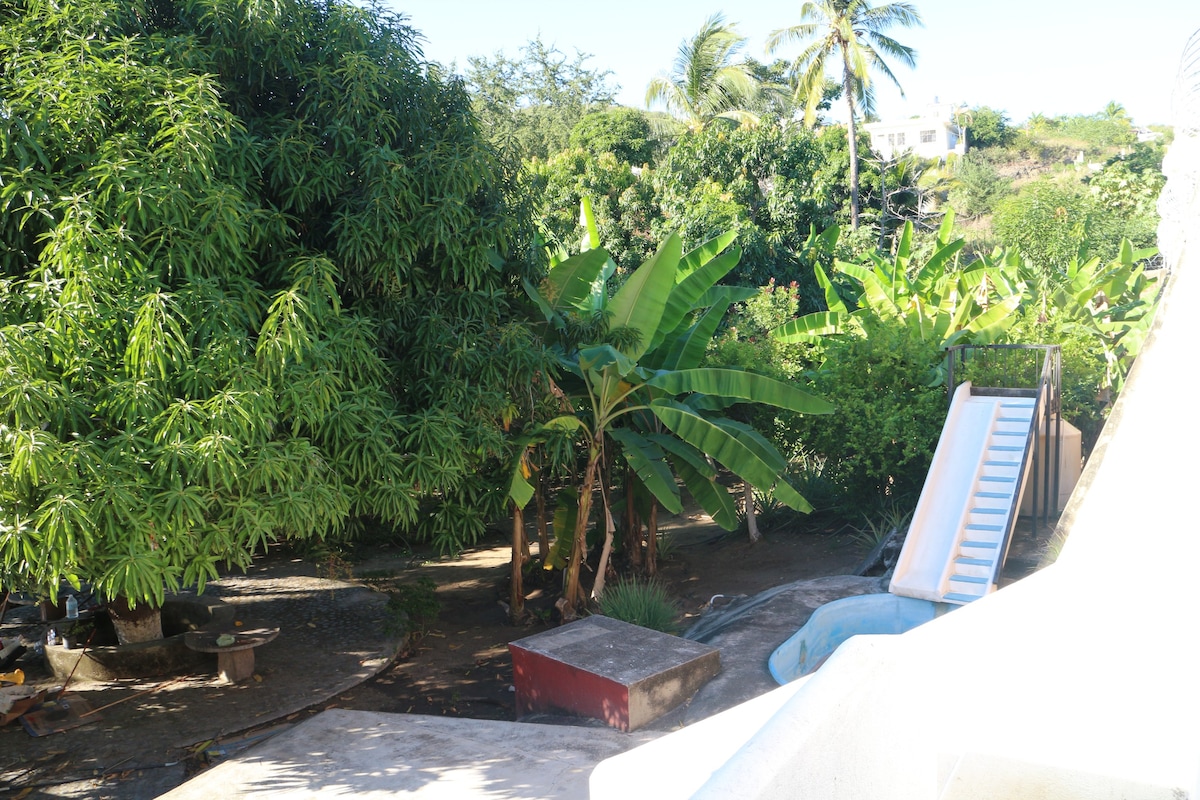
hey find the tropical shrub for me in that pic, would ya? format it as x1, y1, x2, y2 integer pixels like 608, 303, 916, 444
0, 0, 537, 606
965, 106, 1016, 149
769, 217, 1020, 506
791, 315, 947, 505
947, 153, 1013, 220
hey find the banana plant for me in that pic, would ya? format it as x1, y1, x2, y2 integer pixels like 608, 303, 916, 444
1051, 240, 1160, 391
771, 214, 1020, 366
513, 214, 832, 611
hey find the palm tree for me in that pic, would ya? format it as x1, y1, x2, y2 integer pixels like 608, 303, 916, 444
645, 13, 762, 133
767, 0, 923, 229
1104, 100, 1129, 122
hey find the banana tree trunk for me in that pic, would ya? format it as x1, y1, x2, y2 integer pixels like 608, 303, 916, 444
564, 448, 600, 610
625, 467, 643, 570
591, 494, 617, 601
510, 503, 525, 623
646, 502, 659, 576
536, 473, 550, 560
745, 482, 761, 543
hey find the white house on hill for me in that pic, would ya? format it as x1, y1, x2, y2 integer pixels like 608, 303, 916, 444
863, 102, 966, 160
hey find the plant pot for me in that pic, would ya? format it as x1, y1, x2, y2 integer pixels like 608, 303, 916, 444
106, 597, 164, 644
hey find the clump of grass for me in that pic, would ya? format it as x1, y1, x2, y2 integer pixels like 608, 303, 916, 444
596, 579, 680, 634
655, 531, 676, 562
851, 502, 914, 552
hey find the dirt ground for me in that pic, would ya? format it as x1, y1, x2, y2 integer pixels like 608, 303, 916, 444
331, 507, 866, 722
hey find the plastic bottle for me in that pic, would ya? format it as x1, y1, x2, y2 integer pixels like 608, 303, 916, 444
65, 594, 79, 619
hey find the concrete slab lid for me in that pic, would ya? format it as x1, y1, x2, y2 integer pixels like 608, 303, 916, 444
509, 616, 719, 685
159, 708, 659, 800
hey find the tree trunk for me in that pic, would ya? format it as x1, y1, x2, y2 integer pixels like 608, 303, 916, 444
646, 502, 659, 577
563, 449, 600, 611
510, 503, 525, 623
844, 64, 860, 230
536, 473, 550, 560
745, 481, 761, 543
625, 468, 643, 570
107, 597, 164, 644
591, 492, 617, 602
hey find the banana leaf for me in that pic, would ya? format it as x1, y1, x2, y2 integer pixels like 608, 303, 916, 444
537, 247, 611, 317
646, 368, 834, 415
677, 230, 737, 283
673, 458, 738, 530
657, 298, 731, 371
770, 311, 846, 343
609, 428, 682, 514
650, 245, 741, 353
650, 400, 811, 512
607, 232, 681, 361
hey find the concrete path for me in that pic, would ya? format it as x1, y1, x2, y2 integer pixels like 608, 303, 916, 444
158, 575, 894, 798
159, 709, 656, 799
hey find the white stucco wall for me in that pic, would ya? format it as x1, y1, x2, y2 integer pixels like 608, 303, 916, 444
864, 117, 961, 160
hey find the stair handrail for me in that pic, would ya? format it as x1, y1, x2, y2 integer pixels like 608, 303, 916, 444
945, 345, 1062, 580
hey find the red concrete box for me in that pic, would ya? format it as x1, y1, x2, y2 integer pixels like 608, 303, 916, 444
509, 616, 721, 731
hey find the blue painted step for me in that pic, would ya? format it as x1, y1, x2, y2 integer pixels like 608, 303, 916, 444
943, 592, 980, 603
950, 574, 989, 585
961, 540, 1000, 549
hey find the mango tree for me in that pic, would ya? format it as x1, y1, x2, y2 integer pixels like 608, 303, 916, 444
0, 0, 536, 636
513, 223, 833, 613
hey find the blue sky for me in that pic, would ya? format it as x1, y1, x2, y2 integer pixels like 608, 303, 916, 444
387, 1, 1196, 127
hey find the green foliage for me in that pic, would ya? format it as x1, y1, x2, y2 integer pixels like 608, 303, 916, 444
652, 124, 846, 297
793, 316, 947, 505
947, 152, 1012, 219
514, 218, 832, 606
1085, 144, 1166, 219
992, 182, 1096, 275
851, 502, 913, 551
568, 108, 657, 165
965, 106, 1016, 149
1053, 114, 1137, 148
530, 149, 659, 269
385, 577, 441, 638
596, 579, 680, 633
769, 217, 1018, 506
466, 37, 616, 160
0, 0, 538, 604
993, 178, 1156, 279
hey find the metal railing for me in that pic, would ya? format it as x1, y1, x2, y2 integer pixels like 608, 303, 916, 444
946, 345, 1062, 558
